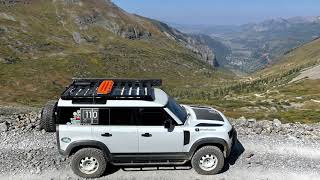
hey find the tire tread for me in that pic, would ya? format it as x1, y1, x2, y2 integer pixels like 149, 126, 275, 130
191, 145, 224, 175
71, 148, 107, 178
40, 100, 57, 132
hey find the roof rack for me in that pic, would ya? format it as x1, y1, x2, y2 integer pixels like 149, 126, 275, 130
60, 78, 162, 102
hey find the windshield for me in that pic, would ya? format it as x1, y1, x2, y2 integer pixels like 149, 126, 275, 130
166, 96, 188, 124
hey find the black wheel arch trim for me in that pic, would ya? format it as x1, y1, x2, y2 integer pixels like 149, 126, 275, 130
60, 138, 231, 161
56, 125, 60, 151
188, 137, 229, 158
62, 140, 112, 160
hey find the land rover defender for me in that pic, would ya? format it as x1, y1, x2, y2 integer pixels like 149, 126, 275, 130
40, 78, 236, 178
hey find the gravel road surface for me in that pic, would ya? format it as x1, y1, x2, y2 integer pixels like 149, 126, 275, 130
1, 131, 319, 180
0, 108, 319, 180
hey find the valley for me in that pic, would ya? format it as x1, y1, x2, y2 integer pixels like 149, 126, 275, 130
175, 17, 320, 73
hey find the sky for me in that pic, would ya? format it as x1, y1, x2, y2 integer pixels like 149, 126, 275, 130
112, 0, 320, 25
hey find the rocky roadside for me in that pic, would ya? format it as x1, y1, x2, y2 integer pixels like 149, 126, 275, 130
0, 106, 69, 177
0, 106, 319, 180
230, 116, 320, 139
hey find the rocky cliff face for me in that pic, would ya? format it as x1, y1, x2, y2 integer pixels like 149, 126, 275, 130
181, 35, 216, 66
148, 19, 217, 66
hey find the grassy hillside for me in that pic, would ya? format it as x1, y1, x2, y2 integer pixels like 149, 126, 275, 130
0, 0, 233, 106
257, 38, 320, 77
207, 39, 320, 123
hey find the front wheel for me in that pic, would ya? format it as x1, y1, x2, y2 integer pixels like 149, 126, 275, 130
191, 146, 224, 175
71, 148, 107, 178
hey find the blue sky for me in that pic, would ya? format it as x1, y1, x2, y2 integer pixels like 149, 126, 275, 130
112, 0, 320, 25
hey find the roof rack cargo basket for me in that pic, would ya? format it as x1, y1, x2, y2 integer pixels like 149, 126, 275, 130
60, 78, 162, 101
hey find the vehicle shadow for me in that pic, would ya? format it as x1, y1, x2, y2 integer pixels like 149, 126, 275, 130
103, 164, 121, 176
104, 164, 192, 176
122, 165, 192, 172
220, 138, 245, 173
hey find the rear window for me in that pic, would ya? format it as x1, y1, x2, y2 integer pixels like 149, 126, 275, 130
109, 108, 136, 125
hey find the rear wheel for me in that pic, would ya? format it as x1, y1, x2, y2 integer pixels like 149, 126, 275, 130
71, 148, 107, 178
192, 146, 224, 175
40, 100, 57, 132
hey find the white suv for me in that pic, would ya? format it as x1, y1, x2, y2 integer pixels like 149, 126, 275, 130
40, 78, 236, 178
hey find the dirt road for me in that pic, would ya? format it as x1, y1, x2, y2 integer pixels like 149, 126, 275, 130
1, 130, 319, 180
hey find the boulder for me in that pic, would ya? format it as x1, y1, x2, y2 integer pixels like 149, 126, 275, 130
72, 32, 83, 44
273, 119, 282, 127
0, 122, 8, 132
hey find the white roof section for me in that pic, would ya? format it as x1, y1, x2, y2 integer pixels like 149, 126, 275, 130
57, 88, 169, 107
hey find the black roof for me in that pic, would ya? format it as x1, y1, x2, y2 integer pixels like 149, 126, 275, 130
60, 78, 162, 102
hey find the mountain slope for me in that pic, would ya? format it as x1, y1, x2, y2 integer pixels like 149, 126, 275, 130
146, 18, 217, 66
257, 38, 320, 77
0, 0, 230, 105
182, 38, 320, 123
225, 38, 320, 123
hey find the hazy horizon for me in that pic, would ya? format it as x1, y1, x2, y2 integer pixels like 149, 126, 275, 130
113, 0, 320, 25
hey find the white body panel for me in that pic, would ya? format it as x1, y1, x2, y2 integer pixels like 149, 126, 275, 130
182, 105, 233, 152
138, 126, 184, 153
59, 125, 92, 152
91, 126, 139, 153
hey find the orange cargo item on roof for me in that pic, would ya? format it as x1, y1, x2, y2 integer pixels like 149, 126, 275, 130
97, 80, 114, 94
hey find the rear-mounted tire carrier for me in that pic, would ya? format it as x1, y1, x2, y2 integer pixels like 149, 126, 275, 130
40, 100, 57, 132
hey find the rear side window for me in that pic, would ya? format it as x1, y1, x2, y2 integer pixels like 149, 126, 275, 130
58, 107, 175, 126
109, 108, 136, 125
57, 107, 110, 125
57, 107, 79, 124
137, 108, 170, 126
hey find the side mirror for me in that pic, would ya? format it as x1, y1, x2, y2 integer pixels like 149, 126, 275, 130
164, 119, 172, 129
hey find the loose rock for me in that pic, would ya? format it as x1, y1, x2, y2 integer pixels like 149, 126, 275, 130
0, 122, 8, 132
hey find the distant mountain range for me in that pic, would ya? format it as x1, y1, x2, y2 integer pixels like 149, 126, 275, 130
174, 16, 320, 73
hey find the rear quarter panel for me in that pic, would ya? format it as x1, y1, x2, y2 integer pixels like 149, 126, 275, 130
58, 125, 92, 152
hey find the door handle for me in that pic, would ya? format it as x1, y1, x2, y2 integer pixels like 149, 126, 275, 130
101, 133, 112, 137
141, 133, 152, 137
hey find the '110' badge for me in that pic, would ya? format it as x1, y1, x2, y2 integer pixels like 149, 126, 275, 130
80, 108, 99, 124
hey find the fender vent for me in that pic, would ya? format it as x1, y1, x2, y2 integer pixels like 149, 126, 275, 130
183, 131, 190, 145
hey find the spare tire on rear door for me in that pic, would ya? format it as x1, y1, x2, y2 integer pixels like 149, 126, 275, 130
40, 100, 57, 132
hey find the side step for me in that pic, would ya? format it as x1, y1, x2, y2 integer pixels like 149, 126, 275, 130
111, 160, 188, 166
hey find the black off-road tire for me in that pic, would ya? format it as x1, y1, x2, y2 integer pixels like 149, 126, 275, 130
191, 146, 224, 175
71, 148, 107, 178
40, 100, 57, 132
